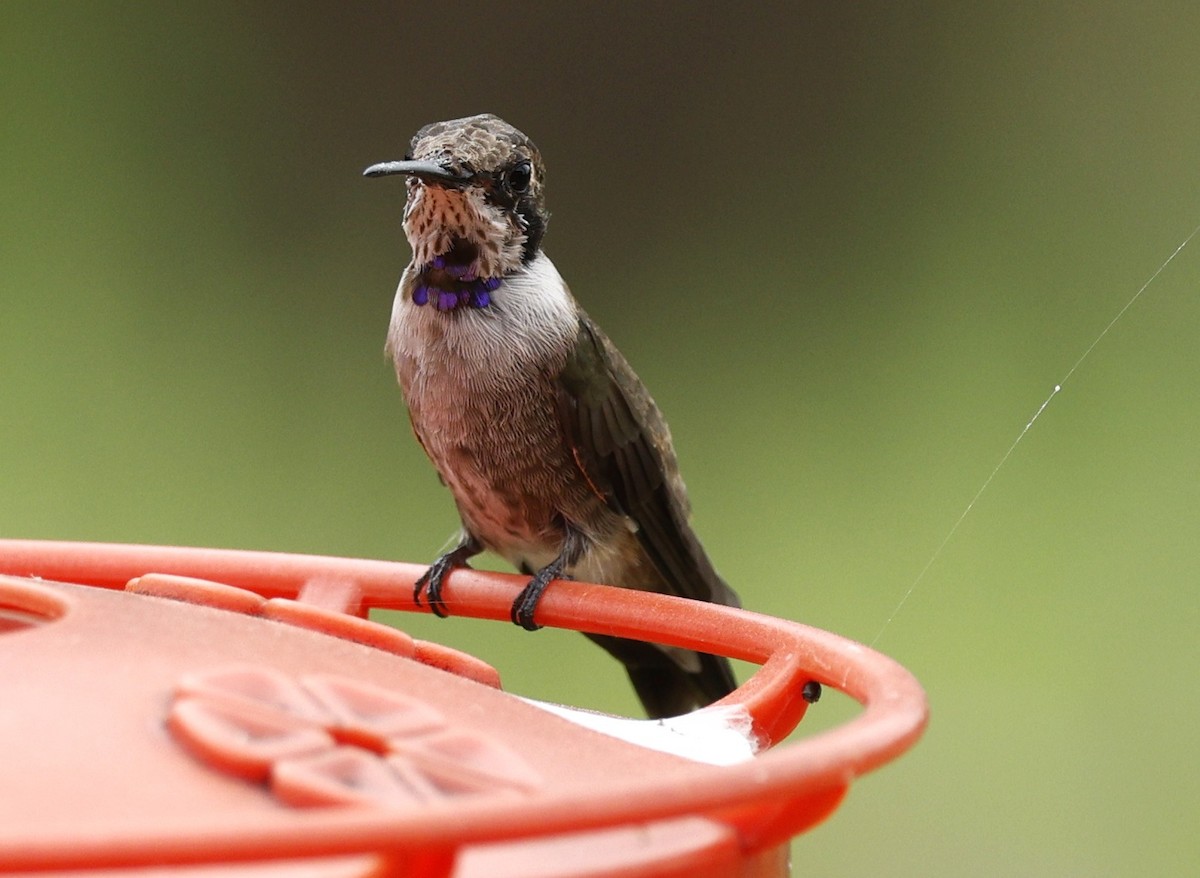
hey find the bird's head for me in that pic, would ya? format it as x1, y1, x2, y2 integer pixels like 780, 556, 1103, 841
365, 114, 548, 311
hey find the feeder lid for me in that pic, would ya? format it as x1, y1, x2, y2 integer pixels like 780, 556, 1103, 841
0, 541, 928, 876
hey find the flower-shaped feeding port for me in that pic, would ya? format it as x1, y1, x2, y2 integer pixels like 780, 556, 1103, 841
170, 666, 542, 808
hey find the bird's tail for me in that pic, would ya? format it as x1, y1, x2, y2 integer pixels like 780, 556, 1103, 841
586, 633, 738, 719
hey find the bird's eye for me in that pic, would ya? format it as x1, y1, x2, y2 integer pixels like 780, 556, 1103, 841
507, 161, 532, 192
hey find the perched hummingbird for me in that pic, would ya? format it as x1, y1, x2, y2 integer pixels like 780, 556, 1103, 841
365, 114, 740, 718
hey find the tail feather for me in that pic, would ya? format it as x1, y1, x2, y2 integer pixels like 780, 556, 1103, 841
586, 633, 737, 719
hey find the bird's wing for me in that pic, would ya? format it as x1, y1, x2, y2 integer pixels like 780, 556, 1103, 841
555, 315, 740, 609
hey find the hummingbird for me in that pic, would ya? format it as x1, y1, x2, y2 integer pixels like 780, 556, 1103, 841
364, 114, 741, 718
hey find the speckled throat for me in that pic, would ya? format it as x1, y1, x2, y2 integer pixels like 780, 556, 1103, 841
402, 180, 526, 302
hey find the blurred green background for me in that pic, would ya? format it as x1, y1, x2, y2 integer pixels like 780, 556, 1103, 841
3, 3, 1198, 874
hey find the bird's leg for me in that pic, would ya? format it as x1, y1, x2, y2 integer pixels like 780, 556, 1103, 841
414, 534, 481, 618
510, 526, 586, 631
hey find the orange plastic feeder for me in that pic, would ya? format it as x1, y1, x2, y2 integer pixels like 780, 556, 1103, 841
0, 540, 927, 877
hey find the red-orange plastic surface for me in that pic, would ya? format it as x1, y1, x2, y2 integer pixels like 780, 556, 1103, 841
0, 540, 927, 877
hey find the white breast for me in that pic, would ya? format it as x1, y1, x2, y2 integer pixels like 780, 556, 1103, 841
387, 252, 578, 385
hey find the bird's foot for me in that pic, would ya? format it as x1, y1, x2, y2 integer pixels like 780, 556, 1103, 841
414, 542, 477, 618
510, 563, 572, 631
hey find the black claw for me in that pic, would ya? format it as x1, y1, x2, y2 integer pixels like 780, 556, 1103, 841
802, 680, 823, 704
509, 528, 583, 631
509, 562, 568, 631
414, 540, 479, 618
413, 563, 450, 618
510, 578, 547, 630
413, 570, 431, 609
